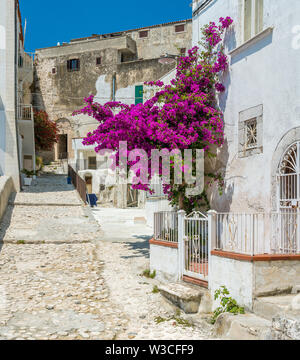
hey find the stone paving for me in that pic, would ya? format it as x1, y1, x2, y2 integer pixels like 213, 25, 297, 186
0, 175, 215, 340
13, 175, 81, 205
93, 207, 214, 340
0, 176, 122, 340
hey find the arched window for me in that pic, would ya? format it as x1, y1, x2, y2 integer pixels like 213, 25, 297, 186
278, 142, 300, 210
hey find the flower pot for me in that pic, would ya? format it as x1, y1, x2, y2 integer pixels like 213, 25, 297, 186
24, 177, 32, 186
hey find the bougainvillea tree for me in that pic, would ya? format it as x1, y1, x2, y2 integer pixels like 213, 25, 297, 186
73, 17, 233, 211
34, 110, 58, 151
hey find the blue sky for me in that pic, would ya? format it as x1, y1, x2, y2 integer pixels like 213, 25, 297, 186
20, 0, 192, 52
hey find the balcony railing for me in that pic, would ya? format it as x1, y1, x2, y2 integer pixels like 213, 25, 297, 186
18, 104, 33, 121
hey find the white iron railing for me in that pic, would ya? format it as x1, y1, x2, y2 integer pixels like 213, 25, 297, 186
154, 211, 178, 243
279, 173, 300, 209
270, 211, 300, 254
153, 210, 300, 255
216, 213, 266, 255
17, 104, 33, 121
215, 212, 300, 255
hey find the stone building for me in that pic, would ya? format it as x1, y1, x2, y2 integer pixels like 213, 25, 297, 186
0, 0, 35, 191
33, 19, 192, 206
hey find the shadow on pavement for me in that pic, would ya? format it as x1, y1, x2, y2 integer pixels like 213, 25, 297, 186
120, 236, 152, 260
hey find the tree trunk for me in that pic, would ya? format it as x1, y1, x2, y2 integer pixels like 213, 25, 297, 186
179, 193, 185, 210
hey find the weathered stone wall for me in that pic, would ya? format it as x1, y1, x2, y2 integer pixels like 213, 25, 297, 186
254, 261, 300, 297
125, 21, 192, 60
0, 176, 15, 221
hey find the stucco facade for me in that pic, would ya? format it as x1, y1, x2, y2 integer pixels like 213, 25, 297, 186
193, 0, 300, 213
0, 0, 35, 190
0, 0, 20, 189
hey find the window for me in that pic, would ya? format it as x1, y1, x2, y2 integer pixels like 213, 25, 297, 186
180, 48, 186, 56
135, 85, 144, 105
52, 67, 56, 74
245, 119, 257, 150
139, 30, 148, 38
238, 104, 263, 157
88, 156, 97, 170
18, 55, 23, 68
67, 59, 80, 72
175, 24, 185, 33
244, 0, 264, 42
96, 57, 102, 66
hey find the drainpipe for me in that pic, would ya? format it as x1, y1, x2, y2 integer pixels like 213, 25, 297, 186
112, 72, 116, 101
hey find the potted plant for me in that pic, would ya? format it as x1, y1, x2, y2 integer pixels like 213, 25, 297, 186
22, 169, 35, 186
35, 156, 44, 176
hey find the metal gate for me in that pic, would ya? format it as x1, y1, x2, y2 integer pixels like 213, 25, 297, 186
183, 212, 209, 281
278, 141, 300, 252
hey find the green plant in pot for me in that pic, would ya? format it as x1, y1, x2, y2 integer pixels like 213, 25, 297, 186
22, 169, 35, 186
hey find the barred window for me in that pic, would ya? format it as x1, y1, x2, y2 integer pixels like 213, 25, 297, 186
245, 119, 258, 150
175, 24, 185, 33
139, 30, 148, 38
67, 59, 80, 72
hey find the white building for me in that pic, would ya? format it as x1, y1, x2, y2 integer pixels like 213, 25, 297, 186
150, 0, 300, 313
0, 0, 35, 190
193, 0, 300, 214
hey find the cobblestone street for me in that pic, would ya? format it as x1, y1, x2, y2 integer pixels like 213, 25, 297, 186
0, 175, 214, 340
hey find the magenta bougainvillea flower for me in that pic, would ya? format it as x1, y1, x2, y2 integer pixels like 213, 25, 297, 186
73, 16, 233, 210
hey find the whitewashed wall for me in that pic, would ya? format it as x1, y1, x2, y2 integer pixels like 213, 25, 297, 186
210, 255, 254, 310
150, 244, 180, 282
0, 0, 6, 175
95, 74, 143, 106
193, 0, 300, 213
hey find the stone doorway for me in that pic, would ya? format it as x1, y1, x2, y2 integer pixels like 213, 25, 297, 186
85, 174, 93, 194
58, 134, 68, 160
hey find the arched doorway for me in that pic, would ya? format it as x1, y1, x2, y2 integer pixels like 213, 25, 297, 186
277, 142, 300, 253
85, 174, 93, 194
278, 141, 300, 211
55, 118, 73, 161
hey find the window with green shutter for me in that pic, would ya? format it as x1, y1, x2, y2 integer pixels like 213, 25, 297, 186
135, 85, 144, 105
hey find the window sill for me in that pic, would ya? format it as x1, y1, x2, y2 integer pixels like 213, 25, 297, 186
229, 27, 274, 57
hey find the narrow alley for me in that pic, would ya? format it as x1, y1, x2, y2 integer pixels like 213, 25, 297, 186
0, 175, 214, 340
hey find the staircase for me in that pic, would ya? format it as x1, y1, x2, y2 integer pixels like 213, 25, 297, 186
158, 282, 212, 314
43, 161, 67, 175
158, 282, 300, 340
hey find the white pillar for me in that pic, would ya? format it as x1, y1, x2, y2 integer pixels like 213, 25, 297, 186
178, 210, 186, 280
208, 210, 217, 289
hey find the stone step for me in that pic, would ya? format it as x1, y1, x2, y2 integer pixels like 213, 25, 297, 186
214, 312, 271, 340
158, 282, 211, 314
253, 292, 300, 321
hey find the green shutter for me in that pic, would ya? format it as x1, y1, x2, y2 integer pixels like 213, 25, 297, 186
135, 85, 144, 105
